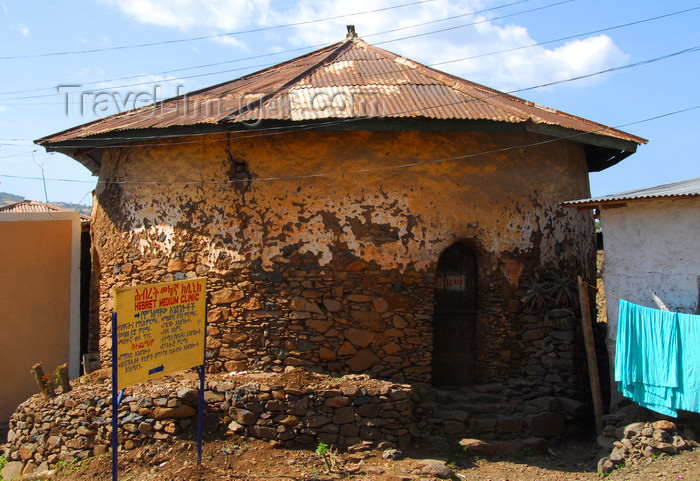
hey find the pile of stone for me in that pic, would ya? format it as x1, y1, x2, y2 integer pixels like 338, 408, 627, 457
1, 369, 413, 477
597, 419, 696, 474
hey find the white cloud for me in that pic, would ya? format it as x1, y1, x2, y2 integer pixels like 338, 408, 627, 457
104, 0, 271, 32
271, 0, 629, 91
102, 0, 629, 91
11, 22, 29, 37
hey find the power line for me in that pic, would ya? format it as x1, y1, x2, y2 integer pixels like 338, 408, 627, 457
0, 0, 569, 101
2, 2, 698, 104
0, 0, 542, 97
3, 40, 697, 146
2, 104, 698, 186
0, 0, 439, 60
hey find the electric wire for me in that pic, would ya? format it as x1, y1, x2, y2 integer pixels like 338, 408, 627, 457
0, 0, 543, 97
0, 0, 441, 60
2, 41, 697, 147
0, 0, 573, 101
2, 2, 697, 105
1, 104, 698, 185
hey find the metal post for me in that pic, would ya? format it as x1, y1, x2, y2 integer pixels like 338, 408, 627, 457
111, 312, 118, 481
196, 302, 208, 465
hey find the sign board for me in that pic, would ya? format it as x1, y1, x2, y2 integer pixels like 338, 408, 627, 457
434, 273, 465, 291
113, 278, 206, 389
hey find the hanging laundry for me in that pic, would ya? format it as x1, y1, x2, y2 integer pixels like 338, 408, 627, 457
615, 299, 700, 416
674, 312, 700, 413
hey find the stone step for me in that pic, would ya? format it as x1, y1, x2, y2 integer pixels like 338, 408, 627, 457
413, 388, 579, 440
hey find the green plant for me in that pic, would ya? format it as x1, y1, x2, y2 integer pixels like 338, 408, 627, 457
0, 454, 8, 481
522, 446, 535, 457
546, 271, 577, 308
315, 442, 329, 457
315, 441, 341, 474
315, 441, 330, 472
522, 277, 551, 312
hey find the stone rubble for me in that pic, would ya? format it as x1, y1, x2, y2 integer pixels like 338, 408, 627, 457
1, 369, 413, 477
596, 419, 697, 474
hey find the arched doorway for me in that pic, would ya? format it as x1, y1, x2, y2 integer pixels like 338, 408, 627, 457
432, 243, 477, 386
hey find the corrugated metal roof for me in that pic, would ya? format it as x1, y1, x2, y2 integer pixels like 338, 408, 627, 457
0, 200, 90, 222
563, 175, 700, 207
37, 36, 646, 165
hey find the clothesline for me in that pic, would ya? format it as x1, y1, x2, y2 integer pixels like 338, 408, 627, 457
585, 280, 622, 301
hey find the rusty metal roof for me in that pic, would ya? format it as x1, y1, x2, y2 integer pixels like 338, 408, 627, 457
564, 175, 700, 208
37, 36, 647, 172
0, 200, 90, 222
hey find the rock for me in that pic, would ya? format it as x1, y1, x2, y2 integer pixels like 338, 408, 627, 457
322, 299, 343, 313
18, 443, 36, 461
623, 422, 646, 439
521, 437, 548, 453
652, 420, 677, 432
177, 387, 199, 403
152, 404, 196, 420
474, 382, 504, 393
528, 412, 565, 437
307, 319, 332, 333
138, 422, 153, 435
21, 461, 38, 475
334, 406, 356, 424
345, 328, 375, 347
236, 409, 259, 425
559, 397, 587, 418
521, 329, 545, 341
497, 416, 523, 434
382, 449, 404, 460
228, 421, 244, 433
1, 461, 24, 481
421, 462, 454, 479
372, 297, 389, 313
347, 349, 380, 371
459, 438, 496, 457
673, 435, 690, 450
597, 435, 616, 449
211, 288, 244, 304
609, 446, 626, 462
290, 296, 323, 314
597, 457, 615, 474
644, 440, 678, 454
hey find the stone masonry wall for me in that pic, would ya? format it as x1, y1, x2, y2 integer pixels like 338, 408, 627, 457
2, 370, 413, 473
90, 129, 596, 390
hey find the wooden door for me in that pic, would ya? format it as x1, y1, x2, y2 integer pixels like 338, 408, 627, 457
432, 243, 477, 386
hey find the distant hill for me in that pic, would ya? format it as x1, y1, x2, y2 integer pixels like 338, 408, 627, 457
0, 192, 91, 217
0, 192, 24, 206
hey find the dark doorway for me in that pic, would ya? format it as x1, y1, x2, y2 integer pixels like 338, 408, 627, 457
432, 243, 477, 386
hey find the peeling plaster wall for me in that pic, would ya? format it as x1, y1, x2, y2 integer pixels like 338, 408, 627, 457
91, 129, 595, 386
601, 197, 700, 406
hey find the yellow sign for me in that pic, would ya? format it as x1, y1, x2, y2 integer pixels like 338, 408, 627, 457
113, 278, 206, 389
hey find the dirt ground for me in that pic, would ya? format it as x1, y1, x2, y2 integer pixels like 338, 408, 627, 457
27, 431, 698, 481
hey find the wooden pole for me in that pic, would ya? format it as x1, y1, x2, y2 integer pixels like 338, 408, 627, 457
577, 276, 604, 436
31, 363, 55, 399
56, 363, 72, 394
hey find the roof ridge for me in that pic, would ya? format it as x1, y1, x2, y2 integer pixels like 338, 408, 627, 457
221, 38, 357, 121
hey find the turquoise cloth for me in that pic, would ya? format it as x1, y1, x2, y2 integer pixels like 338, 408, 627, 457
615, 299, 700, 416
675, 312, 700, 413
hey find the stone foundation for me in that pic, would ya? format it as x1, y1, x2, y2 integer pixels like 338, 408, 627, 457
1, 369, 413, 472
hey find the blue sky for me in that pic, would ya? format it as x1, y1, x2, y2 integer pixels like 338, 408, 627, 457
1, 0, 698, 205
